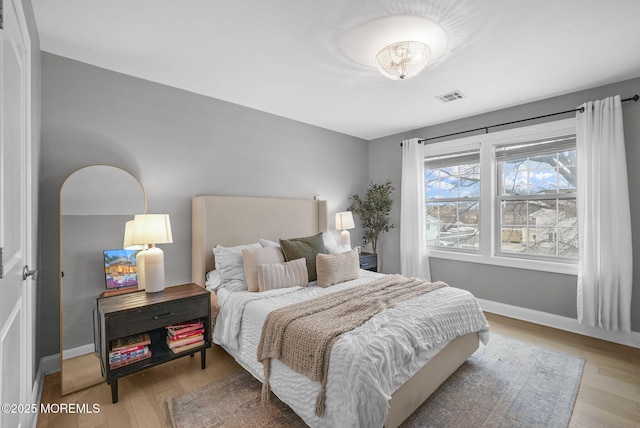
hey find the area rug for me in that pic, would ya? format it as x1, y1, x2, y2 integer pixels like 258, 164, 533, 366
167, 333, 584, 428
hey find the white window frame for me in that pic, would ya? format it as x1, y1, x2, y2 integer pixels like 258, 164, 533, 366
424, 146, 481, 252
423, 118, 577, 275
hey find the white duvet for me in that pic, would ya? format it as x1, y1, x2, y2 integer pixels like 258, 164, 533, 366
213, 270, 490, 428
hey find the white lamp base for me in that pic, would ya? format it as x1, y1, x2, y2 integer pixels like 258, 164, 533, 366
143, 246, 165, 293
136, 250, 146, 291
340, 230, 351, 248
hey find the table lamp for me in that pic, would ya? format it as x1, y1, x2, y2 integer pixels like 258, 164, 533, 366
124, 214, 173, 293
335, 211, 355, 247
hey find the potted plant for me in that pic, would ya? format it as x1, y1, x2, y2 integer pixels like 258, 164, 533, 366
348, 180, 395, 254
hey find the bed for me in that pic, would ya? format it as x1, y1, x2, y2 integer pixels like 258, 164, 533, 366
191, 195, 489, 427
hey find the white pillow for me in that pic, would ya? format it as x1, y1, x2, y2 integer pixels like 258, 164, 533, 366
326, 244, 352, 254
259, 238, 280, 248
205, 269, 222, 291
257, 258, 309, 292
213, 243, 261, 287
322, 231, 338, 247
322, 231, 352, 254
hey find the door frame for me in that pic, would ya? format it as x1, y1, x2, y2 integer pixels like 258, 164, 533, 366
0, 0, 36, 427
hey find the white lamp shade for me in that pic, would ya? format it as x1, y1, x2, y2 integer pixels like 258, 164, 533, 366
335, 211, 355, 230
132, 214, 173, 245
123, 220, 143, 250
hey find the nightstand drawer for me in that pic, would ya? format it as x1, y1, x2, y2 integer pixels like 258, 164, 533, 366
107, 296, 209, 339
359, 253, 378, 272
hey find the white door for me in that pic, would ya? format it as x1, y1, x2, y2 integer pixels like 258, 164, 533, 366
0, 1, 35, 427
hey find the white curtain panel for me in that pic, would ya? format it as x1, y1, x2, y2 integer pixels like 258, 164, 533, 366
400, 138, 431, 280
576, 95, 633, 332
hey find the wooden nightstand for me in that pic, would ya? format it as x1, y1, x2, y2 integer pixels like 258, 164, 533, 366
96, 283, 211, 403
359, 252, 378, 272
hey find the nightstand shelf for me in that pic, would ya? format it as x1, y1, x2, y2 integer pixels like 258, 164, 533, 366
97, 283, 211, 403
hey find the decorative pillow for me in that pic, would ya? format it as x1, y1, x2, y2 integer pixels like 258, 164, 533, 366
242, 246, 285, 292
261, 233, 336, 249
213, 243, 261, 287
316, 249, 360, 288
279, 233, 327, 282
257, 258, 309, 292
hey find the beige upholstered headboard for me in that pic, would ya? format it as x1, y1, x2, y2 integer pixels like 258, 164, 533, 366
191, 195, 328, 286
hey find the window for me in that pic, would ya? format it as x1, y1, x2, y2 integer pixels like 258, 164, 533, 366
422, 118, 577, 274
496, 135, 577, 259
425, 149, 480, 250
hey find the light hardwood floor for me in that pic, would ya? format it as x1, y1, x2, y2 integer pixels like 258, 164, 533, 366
36, 313, 640, 427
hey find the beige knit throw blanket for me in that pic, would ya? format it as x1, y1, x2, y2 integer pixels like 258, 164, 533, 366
256, 274, 447, 416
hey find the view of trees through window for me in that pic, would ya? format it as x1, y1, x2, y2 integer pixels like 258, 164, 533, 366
424, 134, 578, 260
425, 150, 480, 250
498, 137, 578, 258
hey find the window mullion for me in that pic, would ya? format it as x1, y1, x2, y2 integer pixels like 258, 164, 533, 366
499, 193, 576, 202
481, 140, 494, 258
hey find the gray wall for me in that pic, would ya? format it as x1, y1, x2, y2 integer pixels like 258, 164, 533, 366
61, 215, 133, 350
369, 77, 640, 333
38, 53, 369, 360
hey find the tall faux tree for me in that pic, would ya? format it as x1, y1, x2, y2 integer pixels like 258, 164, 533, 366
349, 181, 395, 254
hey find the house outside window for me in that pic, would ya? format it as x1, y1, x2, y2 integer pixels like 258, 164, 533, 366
496, 134, 577, 260
422, 118, 578, 274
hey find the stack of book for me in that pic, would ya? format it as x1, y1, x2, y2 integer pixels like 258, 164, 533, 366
109, 332, 151, 369
166, 321, 205, 354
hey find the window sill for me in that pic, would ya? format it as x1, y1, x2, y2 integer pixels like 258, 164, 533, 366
427, 249, 578, 275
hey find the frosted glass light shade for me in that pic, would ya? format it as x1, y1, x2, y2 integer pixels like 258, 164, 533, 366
375, 41, 431, 80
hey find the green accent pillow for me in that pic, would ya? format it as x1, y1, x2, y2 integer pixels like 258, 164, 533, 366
279, 233, 327, 282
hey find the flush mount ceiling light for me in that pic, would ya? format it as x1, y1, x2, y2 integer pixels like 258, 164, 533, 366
340, 16, 448, 79
375, 40, 431, 80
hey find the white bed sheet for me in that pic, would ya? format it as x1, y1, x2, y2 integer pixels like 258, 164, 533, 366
213, 270, 490, 428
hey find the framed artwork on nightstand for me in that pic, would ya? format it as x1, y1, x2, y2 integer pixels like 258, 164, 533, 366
103, 249, 139, 290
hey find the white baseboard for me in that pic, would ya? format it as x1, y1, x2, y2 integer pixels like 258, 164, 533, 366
32, 349, 97, 427
39, 353, 61, 374
62, 343, 94, 360
478, 298, 640, 349
29, 359, 49, 428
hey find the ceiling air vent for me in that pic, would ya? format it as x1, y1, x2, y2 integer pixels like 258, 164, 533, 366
436, 90, 466, 103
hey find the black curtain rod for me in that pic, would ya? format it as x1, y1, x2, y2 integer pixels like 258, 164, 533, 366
403, 94, 639, 146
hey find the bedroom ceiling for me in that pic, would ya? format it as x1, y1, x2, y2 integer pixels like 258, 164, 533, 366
32, 0, 640, 140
